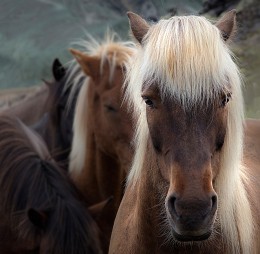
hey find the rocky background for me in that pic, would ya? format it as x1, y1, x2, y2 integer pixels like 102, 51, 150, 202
0, 0, 259, 117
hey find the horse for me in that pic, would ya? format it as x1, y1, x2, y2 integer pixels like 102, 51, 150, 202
68, 34, 135, 252
0, 114, 102, 253
109, 11, 260, 254
33, 58, 83, 169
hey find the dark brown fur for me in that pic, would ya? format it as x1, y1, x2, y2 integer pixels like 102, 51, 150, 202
110, 85, 260, 254
33, 59, 83, 169
0, 114, 102, 254
109, 12, 260, 254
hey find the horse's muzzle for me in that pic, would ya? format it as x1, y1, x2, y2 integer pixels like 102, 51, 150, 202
165, 193, 217, 242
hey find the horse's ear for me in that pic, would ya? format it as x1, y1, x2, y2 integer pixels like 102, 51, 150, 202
52, 58, 66, 81
88, 196, 113, 220
69, 48, 100, 78
28, 208, 49, 230
127, 12, 150, 44
216, 9, 237, 42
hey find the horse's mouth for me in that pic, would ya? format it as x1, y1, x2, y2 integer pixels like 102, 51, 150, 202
171, 230, 212, 242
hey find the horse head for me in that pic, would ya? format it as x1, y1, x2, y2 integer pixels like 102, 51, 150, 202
69, 43, 135, 172
127, 10, 241, 242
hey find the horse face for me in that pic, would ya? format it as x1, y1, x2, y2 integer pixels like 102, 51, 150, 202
90, 62, 134, 170
142, 85, 229, 241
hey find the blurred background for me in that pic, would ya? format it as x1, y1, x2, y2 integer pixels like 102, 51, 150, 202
0, 0, 259, 118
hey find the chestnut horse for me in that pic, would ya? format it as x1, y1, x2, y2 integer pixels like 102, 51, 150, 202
68, 35, 135, 251
110, 11, 260, 253
0, 114, 102, 253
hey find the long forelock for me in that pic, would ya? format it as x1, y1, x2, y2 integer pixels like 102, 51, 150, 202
126, 16, 236, 114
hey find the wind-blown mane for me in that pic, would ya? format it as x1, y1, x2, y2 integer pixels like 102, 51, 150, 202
68, 33, 135, 175
0, 114, 101, 254
125, 16, 253, 253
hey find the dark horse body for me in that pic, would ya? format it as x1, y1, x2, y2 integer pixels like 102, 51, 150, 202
33, 59, 83, 169
0, 114, 101, 253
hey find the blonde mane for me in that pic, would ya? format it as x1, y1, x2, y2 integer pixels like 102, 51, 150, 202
125, 16, 254, 253
68, 32, 135, 176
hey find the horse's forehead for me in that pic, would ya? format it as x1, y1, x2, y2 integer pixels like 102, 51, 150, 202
97, 64, 124, 89
145, 93, 226, 141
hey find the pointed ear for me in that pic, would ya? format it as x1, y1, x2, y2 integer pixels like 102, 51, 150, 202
127, 12, 150, 44
69, 48, 100, 79
52, 58, 66, 81
28, 208, 49, 230
216, 10, 237, 42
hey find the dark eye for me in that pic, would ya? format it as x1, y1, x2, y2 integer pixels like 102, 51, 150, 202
104, 104, 117, 112
142, 96, 155, 108
221, 93, 231, 107
216, 140, 224, 151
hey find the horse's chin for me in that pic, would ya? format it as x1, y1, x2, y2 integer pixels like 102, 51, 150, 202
171, 229, 212, 242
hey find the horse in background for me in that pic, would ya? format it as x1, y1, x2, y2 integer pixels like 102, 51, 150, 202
110, 11, 260, 253
68, 34, 135, 252
0, 114, 102, 254
33, 58, 83, 169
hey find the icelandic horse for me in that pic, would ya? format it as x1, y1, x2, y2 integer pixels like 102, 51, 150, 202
0, 114, 102, 254
68, 35, 135, 252
109, 11, 260, 253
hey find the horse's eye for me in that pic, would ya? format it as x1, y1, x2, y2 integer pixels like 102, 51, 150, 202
143, 97, 155, 108
216, 139, 224, 151
221, 93, 231, 107
105, 104, 117, 112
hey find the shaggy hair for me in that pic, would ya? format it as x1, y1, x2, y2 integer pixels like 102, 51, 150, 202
68, 32, 135, 175
0, 114, 101, 254
125, 16, 254, 254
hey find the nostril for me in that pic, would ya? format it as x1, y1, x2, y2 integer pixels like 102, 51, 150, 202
167, 195, 177, 217
211, 194, 217, 210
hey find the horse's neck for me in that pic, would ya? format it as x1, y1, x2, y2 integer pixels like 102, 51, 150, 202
31, 113, 49, 137
74, 127, 125, 253
33, 106, 71, 160
75, 127, 124, 207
